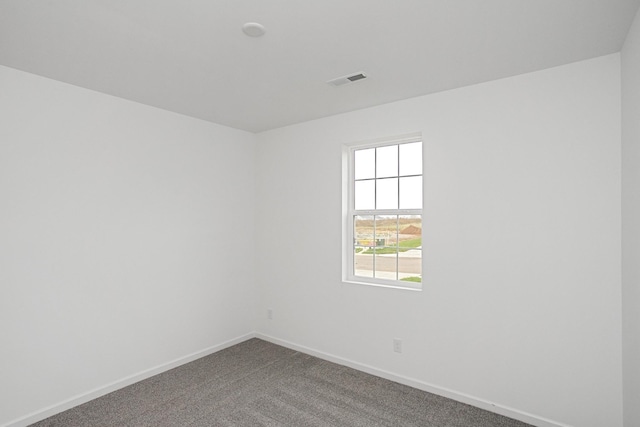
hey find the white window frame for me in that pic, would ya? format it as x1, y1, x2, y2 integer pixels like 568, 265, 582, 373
342, 133, 423, 291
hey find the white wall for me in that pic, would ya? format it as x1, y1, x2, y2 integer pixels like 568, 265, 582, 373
0, 66, 258, 426
256, 55, 622, 427
0, 52, 627, 427
622, 7, 640, 427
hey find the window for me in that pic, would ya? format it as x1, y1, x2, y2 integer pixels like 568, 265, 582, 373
344, 134, 423, 289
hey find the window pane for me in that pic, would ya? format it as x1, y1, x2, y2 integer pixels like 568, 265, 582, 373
376, 178, 398, 209
398, 215, 422, 241
376, 145, 398, 178
355, 247, 374, 278
354, 180, 375, 210
354, 215, 374, 278
354, 148, 375, 180
399, 142, 422, 176
373, 215, 397, 280
398, 253, 421, 283
374, 215, 398, 248
399, 176, 422, 209
354, 215, 374, 246
374, 252, 398, 281
398, 215, 422, 283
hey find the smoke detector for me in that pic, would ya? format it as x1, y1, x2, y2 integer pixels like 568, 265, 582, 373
242, 22, 266, 37
327, 72, 367, 87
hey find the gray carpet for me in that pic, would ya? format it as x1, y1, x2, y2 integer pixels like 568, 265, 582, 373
31, 338, 532, 426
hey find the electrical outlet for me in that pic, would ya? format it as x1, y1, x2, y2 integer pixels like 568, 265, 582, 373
393, 338, 402, 353
267, 308, 273, 320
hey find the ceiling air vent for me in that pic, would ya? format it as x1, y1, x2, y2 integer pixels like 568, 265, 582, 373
327, 72, 367, 87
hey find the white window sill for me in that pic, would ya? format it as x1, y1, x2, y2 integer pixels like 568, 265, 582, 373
342, 279, 422, 292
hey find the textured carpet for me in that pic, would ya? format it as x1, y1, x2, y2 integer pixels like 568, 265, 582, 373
31, 338, 532, 426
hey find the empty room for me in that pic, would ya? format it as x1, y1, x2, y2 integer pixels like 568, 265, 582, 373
1, 1, 640, 426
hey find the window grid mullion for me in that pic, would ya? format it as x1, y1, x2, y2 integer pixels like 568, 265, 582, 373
374, 146, 378, 209
354, 209, 421, 216
373, 148, 377, 277
354, 173, 421, 182
395, 215, 399, 281
373, 213, 377, 279
397, 144, 401, 211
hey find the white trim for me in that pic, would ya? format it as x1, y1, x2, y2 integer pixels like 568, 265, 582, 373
344, 274, 422, 290
4, 331, 573, 427
354, 208, 422, 216
341, 143, 351, 283
255, 333, 574, 427
343, 134, 424, 290
342, 279, 422, 291
1, 333, 256, 427
343, 132, 422, 149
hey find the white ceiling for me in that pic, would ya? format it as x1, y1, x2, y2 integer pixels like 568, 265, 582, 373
1, 0, 639, 133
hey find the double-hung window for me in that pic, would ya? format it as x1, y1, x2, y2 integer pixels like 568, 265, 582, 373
344, 134, 423, 290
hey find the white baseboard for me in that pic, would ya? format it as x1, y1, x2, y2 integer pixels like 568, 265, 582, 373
2, 332, 256, 427
4, 332, 572, 427
255, 333, 573, 427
